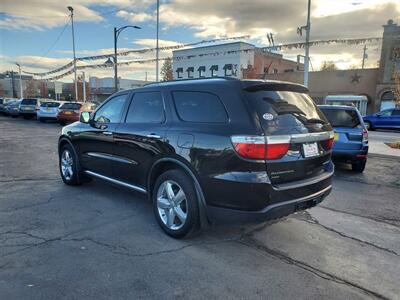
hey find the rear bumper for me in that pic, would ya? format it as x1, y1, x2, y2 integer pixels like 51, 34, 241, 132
206, 185, 331, 223
19, 111, 37, 117
57, 114, 79, 123
332, 146, 368, 162
204, 161, 334, 223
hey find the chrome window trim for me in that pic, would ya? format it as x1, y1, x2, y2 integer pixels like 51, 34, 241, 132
290, 131, 334, 143
84, 170, 147, 194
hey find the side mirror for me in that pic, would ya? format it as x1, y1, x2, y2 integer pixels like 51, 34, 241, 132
376, 113, 382, 118
80, 111, 91, 123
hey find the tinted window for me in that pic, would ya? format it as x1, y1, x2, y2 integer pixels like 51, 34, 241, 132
245, 90, 328, 133
172, 91, 228, 123
21, 99, 37, 105
125, 92, 165, 123
60, 103, 82, 110
94, 94, 127, 123
320, 108, 361, 128
391, 110, 400, 116
41, 102, 60, 108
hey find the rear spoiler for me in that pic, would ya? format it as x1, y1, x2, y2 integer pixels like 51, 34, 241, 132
242, 82, 309, 94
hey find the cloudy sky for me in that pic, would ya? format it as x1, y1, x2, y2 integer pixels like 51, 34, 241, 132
0, 0, 399, 81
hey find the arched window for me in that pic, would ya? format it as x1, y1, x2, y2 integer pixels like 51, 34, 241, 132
380, 91, 395, 111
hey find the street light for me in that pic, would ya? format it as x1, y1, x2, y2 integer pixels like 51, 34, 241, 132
15, 63, 23, 98
67, 6, 78, 101
114, 25, 141, 92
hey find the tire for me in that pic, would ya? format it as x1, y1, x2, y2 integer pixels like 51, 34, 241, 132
11, 115, 17, 118
39, 118, 45, 123
59, 144, 81, 185
152, 169, 200, 238
59, 121, 66, 126
352, 160, 366, 173
364, 121, 374, 131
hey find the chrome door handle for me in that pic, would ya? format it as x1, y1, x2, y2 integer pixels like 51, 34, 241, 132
146, 134, 161, 139
102, 131, 113, 135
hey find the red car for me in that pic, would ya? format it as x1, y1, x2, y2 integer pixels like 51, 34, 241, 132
57, 102, 97, 125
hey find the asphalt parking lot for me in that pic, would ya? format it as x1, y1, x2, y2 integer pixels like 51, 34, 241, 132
0, 116, 399, 300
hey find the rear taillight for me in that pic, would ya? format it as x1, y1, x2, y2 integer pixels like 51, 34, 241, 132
231, 135, 290, 160
321, 132, 334, 151
362, 128, 368, 142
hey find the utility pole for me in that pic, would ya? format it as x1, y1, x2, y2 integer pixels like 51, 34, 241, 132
362, 45, 367, 69
156, 0, 160, 82
68, 6, 78, 101
82, 72, 86, 102
15, 63, 23, 98
304, 0, 311, 87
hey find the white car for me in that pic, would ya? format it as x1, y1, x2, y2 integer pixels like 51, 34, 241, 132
37, 101, 64, 122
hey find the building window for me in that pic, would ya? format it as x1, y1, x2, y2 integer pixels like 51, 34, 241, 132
273, 68, 278, 74
210, 65, 218, 77
198, 66, 206, 78
224, 64, 233, 76
187, 67, 194, 78
176, 67, 183, 79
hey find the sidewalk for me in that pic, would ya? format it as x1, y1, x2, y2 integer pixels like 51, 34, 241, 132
368, 140, 400, 158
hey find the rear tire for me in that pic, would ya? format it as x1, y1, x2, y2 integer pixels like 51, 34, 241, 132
352, 160, 366, 173
152, 169, 200, 238
39, 118, 45, 123
59, 144, 81, 185
59, 121, 66, 126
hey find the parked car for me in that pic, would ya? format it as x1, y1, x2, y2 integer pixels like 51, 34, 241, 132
363, 108, 400, 130
57, 102, 97, 125
37, 101, 64, 122
0, 98, 18, 115
58, 78, 334, 238
319, 105, 368, 172
6, 99, 22, 118
19, 98, 41, 119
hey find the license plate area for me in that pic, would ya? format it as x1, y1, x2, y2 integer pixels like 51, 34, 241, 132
302, 142, 319, 158
334, 132, 339, 141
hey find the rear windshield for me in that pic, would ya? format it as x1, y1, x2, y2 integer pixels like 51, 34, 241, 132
41, 102, 60, 108
60, 103, 82, 110
320, 108, 361, 128
21, 99, 37, 105
245, 90, 329, 134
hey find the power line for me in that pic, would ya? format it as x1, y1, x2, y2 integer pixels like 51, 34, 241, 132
30, 18, 70, 66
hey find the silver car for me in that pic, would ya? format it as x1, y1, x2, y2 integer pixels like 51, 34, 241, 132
37, 101, 64, 122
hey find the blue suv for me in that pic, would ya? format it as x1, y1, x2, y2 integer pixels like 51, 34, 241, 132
363, 108, 400, 130
319, 105, 368, 172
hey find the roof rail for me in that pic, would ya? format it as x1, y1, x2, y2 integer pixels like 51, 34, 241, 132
144, 76, 239, 87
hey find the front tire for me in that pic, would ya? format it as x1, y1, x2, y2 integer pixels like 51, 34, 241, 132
364, 121, 374, 131
352, 160, 366, 173
152, 169, 200, 238
59, 144, 81, 185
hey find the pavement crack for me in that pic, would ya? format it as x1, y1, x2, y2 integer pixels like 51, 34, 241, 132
0, 178, 59, 183
319, 205, 400, 227
0, 195, 54, 213
238, 237, 390, 300
302, 216, 399, 256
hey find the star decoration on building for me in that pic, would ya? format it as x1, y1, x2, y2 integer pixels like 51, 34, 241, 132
351, 73, 362, 84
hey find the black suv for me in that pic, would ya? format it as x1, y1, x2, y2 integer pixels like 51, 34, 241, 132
58, 78, 334, 238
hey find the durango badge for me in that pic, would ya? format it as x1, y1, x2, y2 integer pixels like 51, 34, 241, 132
263, 113, 274, 121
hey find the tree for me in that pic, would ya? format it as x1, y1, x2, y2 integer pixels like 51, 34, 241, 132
392, 65, 400, 107
25, 80, 36, 97
321, 61, 338, 71
0, 83, 4, 97
161, 58, 173, 81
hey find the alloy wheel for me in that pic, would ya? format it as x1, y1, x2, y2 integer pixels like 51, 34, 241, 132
61, 149, 74, 181
156, 180, 188, 230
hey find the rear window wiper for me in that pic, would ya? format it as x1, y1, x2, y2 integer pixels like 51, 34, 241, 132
305, 118, 327, 125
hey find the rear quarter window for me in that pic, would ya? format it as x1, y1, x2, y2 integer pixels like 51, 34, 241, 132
60, 103, 82, 110
172, 91, 228, 123
320, 108, 361, 128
